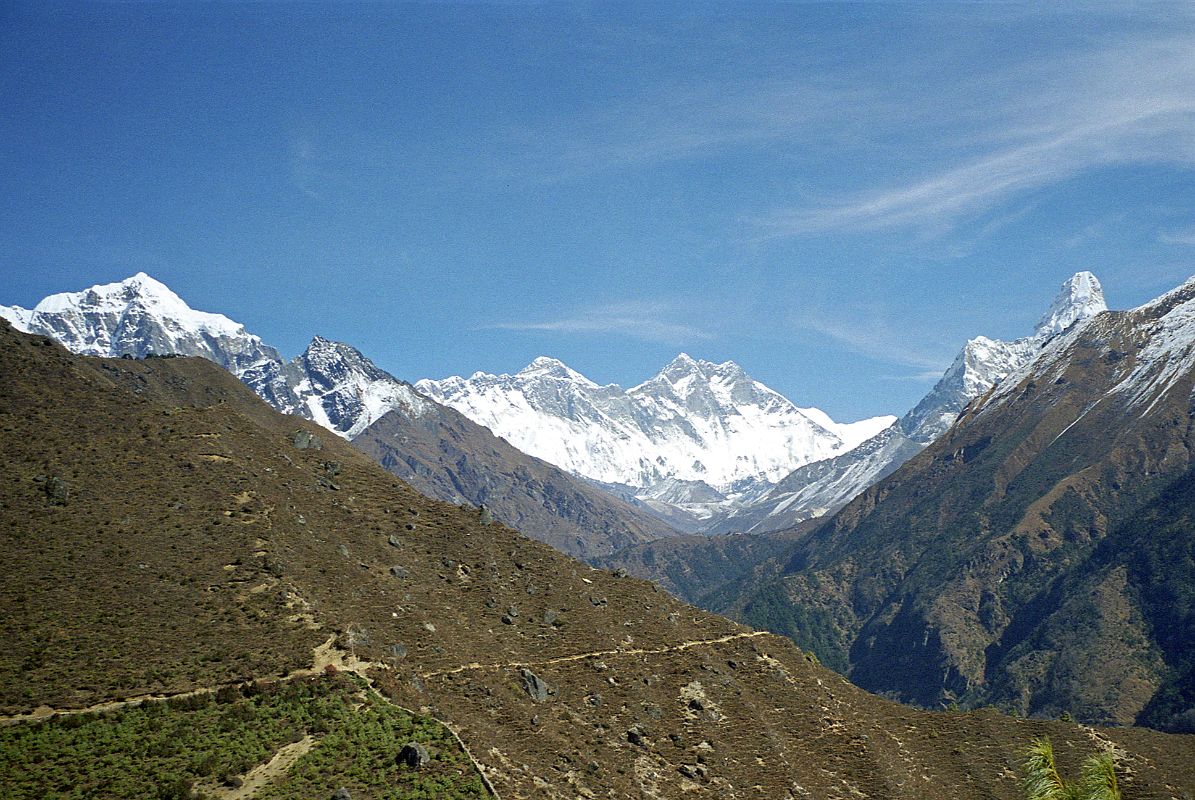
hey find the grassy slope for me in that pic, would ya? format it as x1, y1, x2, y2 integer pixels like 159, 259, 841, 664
0, 673, 487, 800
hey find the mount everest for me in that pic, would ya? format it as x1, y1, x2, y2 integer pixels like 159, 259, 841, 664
416, 353, 893, 525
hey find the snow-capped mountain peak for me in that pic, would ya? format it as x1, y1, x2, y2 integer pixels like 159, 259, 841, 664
516, 355, 598, 386
1034, 271, 1107, 339
35, 272, 246, 340
710, 271, 1113, 535
291, 336, 426, 438
301, 335, 391, 389
0, 274, 430, 442
0, 272, 276, 370
418, 354, 893, 496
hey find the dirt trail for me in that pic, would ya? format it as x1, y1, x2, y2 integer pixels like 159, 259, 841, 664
0, 631, 773, 726
0, 636, 344, 727
0, 629, 781, 799
420, 630, 771, 679
207, 736, 317, 800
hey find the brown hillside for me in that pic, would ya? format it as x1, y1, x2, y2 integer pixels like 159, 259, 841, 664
2, 319, 1193, 799
719, 282, 1195, 729
353, 402, 677, 561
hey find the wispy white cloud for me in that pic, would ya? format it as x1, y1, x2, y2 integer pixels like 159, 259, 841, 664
755, 36, 1195, 236
289, 133, 326, 200
500, 76, 880, 183
877, 370, 951, 383
490, 300, 712, 344
795, 310, 953, 374
1159, 223, 1195, 245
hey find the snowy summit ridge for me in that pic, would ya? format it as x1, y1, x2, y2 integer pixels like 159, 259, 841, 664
709, 271, 1110, 534
1034, 271, 1106, 339
416, 352, 894, 498
0, 273, 424, 440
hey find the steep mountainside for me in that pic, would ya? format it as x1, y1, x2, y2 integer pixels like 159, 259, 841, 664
352, 401, 678, 559
417, 354, 893, 523
282, 335, 429, 439
709, 272, 1108, 534
596, 522, 820, 605
1, 275, 680, 559
718, 276, 1195, 729
3, 318, 1193, 798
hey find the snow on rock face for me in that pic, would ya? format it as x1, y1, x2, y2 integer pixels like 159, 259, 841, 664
1107, 278, 1195, 415
0, 273, 283, 377
901, 272, 1108, 444
292, 336, 427, 439
0, 274, 427, 441
900, 335, 1038, 443
711, 272, 1109, 535
1034, 270, 1107, 338
417, 352, 892, 493
0, 305, 33, 332
976, 274, 1195, 421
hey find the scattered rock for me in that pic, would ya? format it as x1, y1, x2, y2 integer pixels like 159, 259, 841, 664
397, 741, 429, 769
389, 643, 408, 660
613, 567, 628, 578
627, 725, 649, 747
506, 605, 519, 618
479, 505, 493, 526
390, 565, 409, 579
679, 764, 708, 781
337, 544, 350, 558
346, 626, 370, 647
542, 609, 559, 626
322, 460, 341, 476
331, 787, 352, 800
520, 668, 551, 702
291, 430, 323, 451
589, 595, 607, 607
404, 523, 416, 531
45, 476, 69, 506
388, 535, 402, 548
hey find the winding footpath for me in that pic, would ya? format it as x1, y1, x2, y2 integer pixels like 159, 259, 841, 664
1, 629, 783, 799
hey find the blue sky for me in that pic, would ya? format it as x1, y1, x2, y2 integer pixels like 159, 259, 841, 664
3, 2, 1194, 421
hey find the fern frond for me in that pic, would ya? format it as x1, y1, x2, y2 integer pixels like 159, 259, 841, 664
1021, 737, 1072, 800
1078, 751, 1121, 800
